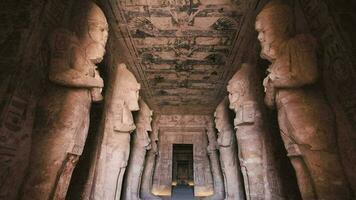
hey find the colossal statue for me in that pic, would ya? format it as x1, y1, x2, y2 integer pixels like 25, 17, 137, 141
256, 2, 351, 199
214, 97, 245, 200
140, 115, 162, 200
227, 63, 285, 200
122, 99, 153, 200
89, 63, 141, 199
19, 2, 108, 199
203, 119, 225, 200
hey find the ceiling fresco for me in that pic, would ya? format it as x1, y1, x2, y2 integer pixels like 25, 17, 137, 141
102, 0, 266, 114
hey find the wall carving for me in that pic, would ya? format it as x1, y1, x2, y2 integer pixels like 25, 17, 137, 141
152, 115, 214, 197
0, 0, 79, 199
297, 0, 356, 193
100, 0, 270, 114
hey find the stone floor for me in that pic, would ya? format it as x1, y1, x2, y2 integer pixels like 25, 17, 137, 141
171, 185, 198, 200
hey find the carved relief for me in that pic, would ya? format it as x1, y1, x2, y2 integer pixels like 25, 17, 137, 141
227, 63, 285, 200
130, 17, 160, 38
298, 0, 356, 193
19, 2, 108, 199
0, 94, 34, 199
152, 115, 214, 197
157, 115, 207, 127
116, 0, 242, 113
89, 63, 140, 200
122, 99, 153, 200
214, 97, 245, 200
256, 2, 351, 199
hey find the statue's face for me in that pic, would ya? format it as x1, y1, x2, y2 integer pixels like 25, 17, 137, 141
125, 83, 141, 111
83, 4, 109, 63
151, 141, 158, 153
227, 82, 244, 112
142, 111, 153, 132
147, 111, 153, 132
214, 111, 223, 133
143, 131, 152, 150
255, 17, 278, 61
86, 21, 108, 63
145, 113, 153, 149
88, 21, 109, 46
214, 110, 224, 135
228, 92, 239, 111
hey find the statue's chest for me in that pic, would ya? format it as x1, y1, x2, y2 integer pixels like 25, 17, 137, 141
73, 49, 96, 77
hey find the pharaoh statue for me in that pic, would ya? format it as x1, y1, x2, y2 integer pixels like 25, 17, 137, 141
89, 63, 141, 200
140, 115, 162, 200
203, 118, 225, 200
122, 99, 153, 200
19, 2, 108, 200
214, 97, 245, 200
227, 63, 285, 200
255, 2, 351, 199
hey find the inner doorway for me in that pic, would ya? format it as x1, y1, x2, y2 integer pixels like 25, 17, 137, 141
172, 144, 196, 200
172, 144, 194, 185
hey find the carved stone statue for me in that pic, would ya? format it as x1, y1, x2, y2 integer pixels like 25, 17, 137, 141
227, 63, 285, 200
122, 99, 153, 200
90, 63, 141, 200
256, 2, 351, 199
19, 2, 108, 200
203, 118, 225, 200
214, 97, 245, 200
140, 115, 162, 200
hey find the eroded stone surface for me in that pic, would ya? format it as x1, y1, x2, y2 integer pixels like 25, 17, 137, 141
214, 97, 245, 200
256, 2, 351, 199
227, 63, 286, 200
19, 2, 108, 199
202, 117, 225, 200
122, 99, 153, 200
89, 63, 140, 200
140, 115, 162, 200
1, 0, 355, 199
297, 0, 356, 194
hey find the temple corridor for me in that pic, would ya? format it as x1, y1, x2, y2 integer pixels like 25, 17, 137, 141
0, 0, 356, 200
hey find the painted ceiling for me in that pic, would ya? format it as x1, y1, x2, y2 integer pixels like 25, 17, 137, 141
102, 0, 266, 114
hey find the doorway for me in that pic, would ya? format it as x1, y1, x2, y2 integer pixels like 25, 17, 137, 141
172, 144, 196, 199
172, 144, 193, 185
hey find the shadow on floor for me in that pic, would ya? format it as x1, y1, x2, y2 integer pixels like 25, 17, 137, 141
171, 185, 198, 200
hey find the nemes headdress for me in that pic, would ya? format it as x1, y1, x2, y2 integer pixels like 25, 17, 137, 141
116, 63, 141, 93
215, 96, 230, 129
135, 99, 153, 127
256, 1, 295, 36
